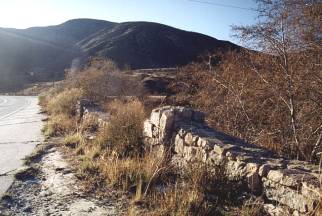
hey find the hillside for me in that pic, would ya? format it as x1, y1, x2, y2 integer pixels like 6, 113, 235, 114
78, 22, 240, 69
0, 18, 240, 91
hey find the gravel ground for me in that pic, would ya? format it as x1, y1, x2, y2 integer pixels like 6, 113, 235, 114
0, 144, 126, 216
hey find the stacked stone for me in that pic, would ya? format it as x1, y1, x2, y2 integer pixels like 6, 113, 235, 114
143, 106, 321, 216
77, 99, 110, 128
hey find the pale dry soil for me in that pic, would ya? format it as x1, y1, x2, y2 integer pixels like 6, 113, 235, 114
0, 143, 126, 216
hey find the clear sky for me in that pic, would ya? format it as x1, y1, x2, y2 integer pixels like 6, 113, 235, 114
0, 0, 258, 44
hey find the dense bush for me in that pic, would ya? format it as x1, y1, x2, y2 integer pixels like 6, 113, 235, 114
47, 88, 83, 116
42, 114, 76, 137
171, 50, 321, 161
95, 99, 146, 157
66, 58, 144, 103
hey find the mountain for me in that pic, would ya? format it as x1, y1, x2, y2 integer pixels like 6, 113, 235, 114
78, 22, 239, 69
0, 18, 240, 91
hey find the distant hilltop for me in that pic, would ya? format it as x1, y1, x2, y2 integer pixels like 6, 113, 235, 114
0, 18, 240, 91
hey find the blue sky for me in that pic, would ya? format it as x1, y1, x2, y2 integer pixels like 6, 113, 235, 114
0, 0, 258, 44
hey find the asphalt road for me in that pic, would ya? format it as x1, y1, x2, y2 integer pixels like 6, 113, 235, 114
0, 96, 43, 197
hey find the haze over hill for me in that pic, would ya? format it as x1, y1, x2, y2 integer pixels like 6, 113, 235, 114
0, 18, 240, 91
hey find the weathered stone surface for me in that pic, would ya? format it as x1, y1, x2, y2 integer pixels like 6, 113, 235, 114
263, 204, 291, 216
150, 109, 162, 126
197, 137, 208, 147
259, 164, 273, 177
263, 178, 315, 213
159, 110, 175, 144
266, 169, 318, 188
214, 144, 239, 156
301, 181, 321, 202
143, 120, 154, 138
143, 106, 321, 215
184, 132, 199, 146
174, 134, 184, 154
246, 168, 261, 193
78, 100, 110, 127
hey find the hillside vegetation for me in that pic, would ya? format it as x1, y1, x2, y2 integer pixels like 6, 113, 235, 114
38, 0, 321, 215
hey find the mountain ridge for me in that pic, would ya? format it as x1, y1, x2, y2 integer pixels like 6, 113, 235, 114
0, 18, 240, 91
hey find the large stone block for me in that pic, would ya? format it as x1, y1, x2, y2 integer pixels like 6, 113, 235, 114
150, 109, 162, 127
197, 137, 209, 147
263, 179, 315, 213
174, 134, 185, 154
259, 164, 272, 177
263, 204, 291, 216
143, 120, 154, 138
213, 144, 239, 156
226, 160, 247, 178
266, 169, 318, 188
159, 110, 175, 144
184, 132, 199, 146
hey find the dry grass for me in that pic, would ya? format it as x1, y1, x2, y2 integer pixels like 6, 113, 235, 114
94, 99, 146, 157
170, 50, 322, 162
144, 162, 244, 216
80, 114, 100, 133
102, 152, 171, 193
239, 199, 267, 216
76, 99, 169, 194
63, 132, 85, 148
47, 88, 83, 116
40, 88, 83, 138
42, 114, 77, 138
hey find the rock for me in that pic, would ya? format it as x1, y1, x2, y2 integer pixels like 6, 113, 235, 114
246, 171, 261, 194
174, 134, 184, 154
144, 106, 321, 214
23, 206, 32, 213
213, 144, 239, 156
150, 108, 162, 126
197, 137, 209, 147
226, 151, 238, 161
159, 110, 175, 144
259, 164, 272, 177
177, 128, 188, 138
184, 132, 199, 146
263, 204, 290, 216
143, 120, 154, 138
266, 169, 318, 188
301, 181, 321, 202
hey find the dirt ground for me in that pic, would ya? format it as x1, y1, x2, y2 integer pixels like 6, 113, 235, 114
0, 142, 127, 216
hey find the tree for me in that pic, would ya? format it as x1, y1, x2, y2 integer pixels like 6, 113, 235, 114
232, 0, 321, 161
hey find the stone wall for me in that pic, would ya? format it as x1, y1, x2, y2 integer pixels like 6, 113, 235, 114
77, 99, 110, 128
143, 106, 321, 216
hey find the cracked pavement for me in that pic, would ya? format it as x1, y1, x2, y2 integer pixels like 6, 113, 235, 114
0, 96, 43, 197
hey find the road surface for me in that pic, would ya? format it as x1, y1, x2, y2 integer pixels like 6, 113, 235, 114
0, 96, 43, 197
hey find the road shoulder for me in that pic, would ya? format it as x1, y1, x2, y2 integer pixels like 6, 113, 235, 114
0, 139, 127, 216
